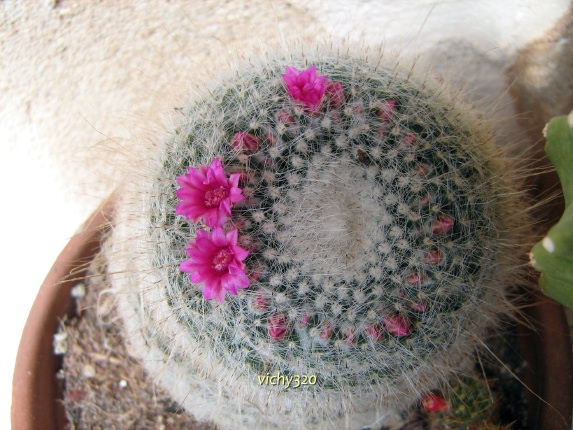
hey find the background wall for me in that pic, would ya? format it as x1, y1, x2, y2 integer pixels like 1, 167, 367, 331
2, 1, 572, 428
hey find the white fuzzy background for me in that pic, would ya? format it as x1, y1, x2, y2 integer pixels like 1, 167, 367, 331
2, 0, 572, 428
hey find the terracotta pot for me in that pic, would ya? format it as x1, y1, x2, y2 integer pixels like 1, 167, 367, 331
11, 199, 573, 430
11, 199, 114, 430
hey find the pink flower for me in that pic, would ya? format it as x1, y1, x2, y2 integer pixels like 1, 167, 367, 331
299, 311, 310, 327
406, 273, 427, 285
421, 392, 449, 413
400, 133, 416, 147
383, 314, 411, 337
248, 262, 265, 281
268, 313, 288, 340
176, 158, 245, 227
415, 164, 430, 176
377, 100, 396, 123
180, 227, 250, 302
319, 322, 332, 340
251, 293, 270, 312
329, 111, 341, 123
417, 193, 434, 208
277, 110, 296, 126
424, 249, 442, 265
282, 65, 328, 111
351, 102, 364, 116
231, 132, 262, 154
432, 215, 454, 235
324, 81, 345, 108
410, 301, 427, 313
343, 328, 356, 345
265, 132, 278, 145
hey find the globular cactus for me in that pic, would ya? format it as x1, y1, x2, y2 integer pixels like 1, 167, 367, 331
107, 45, 530, 429
530, 110, 573, 310
423, 376, 500, 430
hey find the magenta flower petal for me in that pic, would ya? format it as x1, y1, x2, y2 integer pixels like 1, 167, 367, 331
282, 65, 329, 111
180, 227, 251, 302
175, 157, 245, 227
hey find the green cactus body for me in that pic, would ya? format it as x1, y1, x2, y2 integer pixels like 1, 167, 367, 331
107, 47, 529, 429
426, 376, 499, 429
530, 110, 573, 310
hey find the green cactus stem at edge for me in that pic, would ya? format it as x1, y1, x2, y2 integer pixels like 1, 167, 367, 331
530, 110, 573, 309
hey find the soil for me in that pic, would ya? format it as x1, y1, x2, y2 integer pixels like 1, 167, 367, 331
58, 253, 214, 430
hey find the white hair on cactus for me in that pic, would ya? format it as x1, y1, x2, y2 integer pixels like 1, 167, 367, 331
105, 40, 532, 430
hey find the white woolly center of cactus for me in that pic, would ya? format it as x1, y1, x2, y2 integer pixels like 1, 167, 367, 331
283, 160, 388, 277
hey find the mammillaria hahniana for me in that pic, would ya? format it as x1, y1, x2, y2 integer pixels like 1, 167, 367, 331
107, 44, 530, 429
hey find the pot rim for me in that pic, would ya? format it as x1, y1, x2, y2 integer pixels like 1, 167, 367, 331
11, 197, 114, 430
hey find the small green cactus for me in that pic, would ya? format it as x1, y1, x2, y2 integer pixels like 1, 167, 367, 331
530, 110, 573, 310
425, 376, 500, 430
107, 45, 530, 429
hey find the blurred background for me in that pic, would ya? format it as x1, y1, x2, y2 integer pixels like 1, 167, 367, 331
2, 1, 572, 428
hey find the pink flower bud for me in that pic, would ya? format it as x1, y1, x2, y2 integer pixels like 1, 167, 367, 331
424, 249, 442, 265
268, 313, 288, 341
410, 301, 427, 313
231, 131, 261, 154
418, 193, 432, 207
277, 110, 295, 126
329, 111, 341, 123
248, 263, 264, 281
299, 311, 310, 327
415, 164, 430, 176
324, 81, 345, 108
365, 324, 383, 342
352, 102, 364, 115
432, 215, 454, 235
383, 314, 411, 337
343, 328, 356, 345
377, 100, 396, 123
400, 133, 416, 147
265, 132, 278, 145
252, 294, 270, 312
421, 392, 449, 413
319, 322, 332, 340
406, 273, 427, 285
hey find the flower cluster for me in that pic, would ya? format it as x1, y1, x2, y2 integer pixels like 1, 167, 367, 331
176, 158, 250, 302
178, 65, 457, 343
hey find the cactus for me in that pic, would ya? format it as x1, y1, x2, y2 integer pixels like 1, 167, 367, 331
530, 110, 573, 310
107, 45, 530, 429
424, 376, 501, 429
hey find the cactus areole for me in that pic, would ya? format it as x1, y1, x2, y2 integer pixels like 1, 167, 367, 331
108, 50, 528, 429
